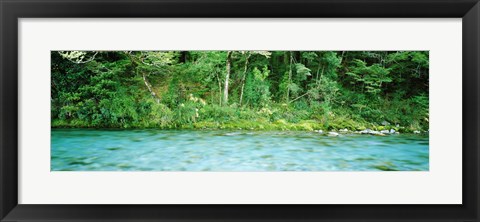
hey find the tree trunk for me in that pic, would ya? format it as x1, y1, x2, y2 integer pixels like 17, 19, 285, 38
143, 73, 160, 103
287, 52, 293, 103
289, 92, 309, 104
318, 66, 325, 82
239, 53, 250, 106
223, 51, 232, 106
215, 71, 222, 106
316, 54, 322, 82
127, 53, 161, 104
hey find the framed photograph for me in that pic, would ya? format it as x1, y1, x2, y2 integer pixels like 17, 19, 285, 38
1, 0, 479, 221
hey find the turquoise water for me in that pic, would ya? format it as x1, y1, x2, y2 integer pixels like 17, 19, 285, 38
51, 129, 429, 171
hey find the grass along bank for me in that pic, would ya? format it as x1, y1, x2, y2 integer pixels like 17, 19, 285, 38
52, 101, 427, 134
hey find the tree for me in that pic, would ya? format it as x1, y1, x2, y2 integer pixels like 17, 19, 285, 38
244, 66, 271, 107
58, 51, 98, 64
239, 51, 271, 106
346, 59, 391, 95
223, 51, 232, 105
128, 51, 176, 103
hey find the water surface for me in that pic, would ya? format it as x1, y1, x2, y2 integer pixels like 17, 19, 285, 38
51, 129, 429, 171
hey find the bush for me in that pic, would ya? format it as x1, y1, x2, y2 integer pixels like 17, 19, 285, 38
147, 102, 174, 128
197, 104, 237, 122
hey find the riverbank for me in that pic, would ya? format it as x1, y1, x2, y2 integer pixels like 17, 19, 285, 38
52, 117, 427, 133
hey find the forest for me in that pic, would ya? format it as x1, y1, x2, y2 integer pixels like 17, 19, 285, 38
51, 51, 429, 133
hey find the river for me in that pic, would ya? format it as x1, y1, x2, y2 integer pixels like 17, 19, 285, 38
51, 129, 429, 171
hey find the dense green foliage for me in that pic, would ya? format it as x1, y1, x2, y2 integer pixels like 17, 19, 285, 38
51, 51, 429, 132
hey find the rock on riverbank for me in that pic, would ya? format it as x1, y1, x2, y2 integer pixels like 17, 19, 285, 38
324, 128, 405, 136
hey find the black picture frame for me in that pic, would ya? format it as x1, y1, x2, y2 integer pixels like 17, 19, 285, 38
1, 0, 479, 221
